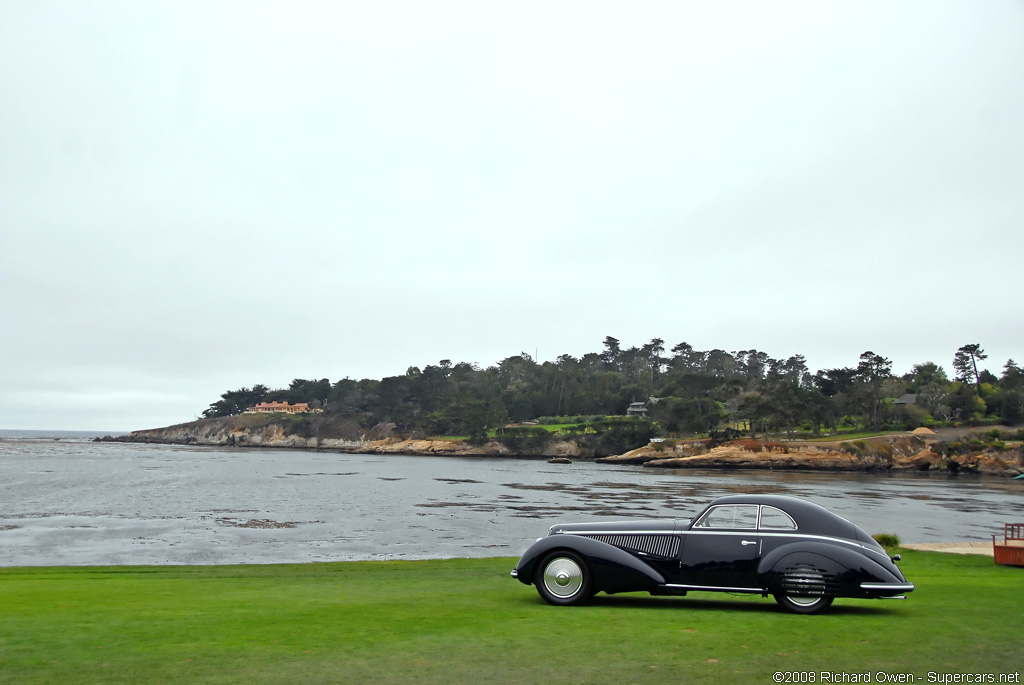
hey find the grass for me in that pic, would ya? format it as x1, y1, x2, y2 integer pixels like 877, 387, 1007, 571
804, 430, 907, 442
429, 423, 591, 441
1, 552, 1022, 684
528, 422, 590, 433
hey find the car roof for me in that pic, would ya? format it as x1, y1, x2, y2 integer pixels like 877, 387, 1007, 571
703, 494, 857, 538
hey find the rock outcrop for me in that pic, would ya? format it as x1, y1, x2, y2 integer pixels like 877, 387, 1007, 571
340, 437, 508, 457
597, 436, 1024, 476
107, 415, 364, 450
340, 436, 587, 458
110, 416, 587, 458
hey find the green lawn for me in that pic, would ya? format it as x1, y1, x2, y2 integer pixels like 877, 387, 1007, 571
430, 423, 591, 440
803, 431, 907, 442
529, 422, 591, 433
1, 552, 1021, 684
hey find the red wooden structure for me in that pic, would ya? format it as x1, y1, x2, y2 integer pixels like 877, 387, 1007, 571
993, 523, 1024, 567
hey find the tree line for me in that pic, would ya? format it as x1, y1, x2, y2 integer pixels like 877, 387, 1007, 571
202, 339, 1023, 438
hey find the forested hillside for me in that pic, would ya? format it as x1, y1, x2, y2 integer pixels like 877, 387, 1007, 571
202, 339, 1023, 438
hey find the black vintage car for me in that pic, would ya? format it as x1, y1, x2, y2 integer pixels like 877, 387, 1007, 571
511, 494, 914, 614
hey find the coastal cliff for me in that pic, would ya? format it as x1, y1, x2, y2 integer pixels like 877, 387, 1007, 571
109, 414, 365, 450
341, 436, 586, 458
108, 415, 586, 458
597, 435, 1024, 477
109, 417, 1024, 476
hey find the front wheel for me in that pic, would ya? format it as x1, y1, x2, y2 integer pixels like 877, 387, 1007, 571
535, 551, 593, 606
773, 593, 834, 615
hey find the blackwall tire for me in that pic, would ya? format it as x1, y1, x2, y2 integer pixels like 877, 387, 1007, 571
535, 551, 593, 606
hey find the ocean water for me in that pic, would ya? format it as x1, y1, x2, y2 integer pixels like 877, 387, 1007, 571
0, 429, 126, 440
1, 435, 1022, 566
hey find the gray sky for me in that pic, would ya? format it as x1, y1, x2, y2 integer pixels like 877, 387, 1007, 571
2, 1, 1022, 431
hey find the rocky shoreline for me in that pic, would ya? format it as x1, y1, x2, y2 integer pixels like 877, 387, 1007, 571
597, 435, 1024, 477
105, 417, 1024, 477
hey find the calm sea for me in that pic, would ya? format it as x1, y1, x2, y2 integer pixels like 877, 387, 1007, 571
1, 432, 1022, 566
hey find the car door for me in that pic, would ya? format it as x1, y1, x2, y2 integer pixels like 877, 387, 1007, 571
675, 504, 762, 590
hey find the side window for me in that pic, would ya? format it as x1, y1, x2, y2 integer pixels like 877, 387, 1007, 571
694, 504, 759, 529
759, 506, 797, 530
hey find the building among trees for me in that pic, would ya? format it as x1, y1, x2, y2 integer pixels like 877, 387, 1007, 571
246, 401, 314, 414
626, 401, 649, 417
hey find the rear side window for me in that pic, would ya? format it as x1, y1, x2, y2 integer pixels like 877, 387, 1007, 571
694, 504, 759, 529
759, 506, 797, 530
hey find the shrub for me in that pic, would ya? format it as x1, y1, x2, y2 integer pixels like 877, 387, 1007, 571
575, 418, 661, 456
709, 428, 742, 446
841, 440, 867, 456
873, 532, 901, 550
497, 426, 553, 453
535, 415, 605, 425
284, 415, 315, 438
466, 430, 490, 446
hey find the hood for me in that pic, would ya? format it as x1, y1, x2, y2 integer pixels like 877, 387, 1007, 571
548, 519, 679, 536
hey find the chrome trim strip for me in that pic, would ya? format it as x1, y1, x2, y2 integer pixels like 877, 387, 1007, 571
555, 530, 679, 536
755, 532, 891, 560
860, 582, 915, 592
663, 583, 765, 594
560, 529, 889, 560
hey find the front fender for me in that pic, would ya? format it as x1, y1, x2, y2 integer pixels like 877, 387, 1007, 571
758, 542, 911, 598
513, 535, 666, 594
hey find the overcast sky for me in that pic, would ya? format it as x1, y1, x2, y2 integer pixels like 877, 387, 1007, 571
2, 1, 1022, 431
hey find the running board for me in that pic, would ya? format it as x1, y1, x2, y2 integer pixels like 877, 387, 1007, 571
661, 583, 765, 594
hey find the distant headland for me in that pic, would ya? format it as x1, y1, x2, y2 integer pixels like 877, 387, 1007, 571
103, 339, 1023, 476
103, 414, 1024, 477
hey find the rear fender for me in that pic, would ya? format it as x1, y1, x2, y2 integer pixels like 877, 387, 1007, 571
758, 542, 905, 598
514, 535, 665, 594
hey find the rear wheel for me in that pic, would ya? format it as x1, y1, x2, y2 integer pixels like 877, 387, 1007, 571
773, 593, 834, 615
535, 551, 592, 606
773, 561, 835, 614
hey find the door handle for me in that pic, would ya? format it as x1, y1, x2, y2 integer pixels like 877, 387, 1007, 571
741, 540, 757, 546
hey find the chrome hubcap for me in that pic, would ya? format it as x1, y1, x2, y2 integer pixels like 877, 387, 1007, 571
543, 558, 583, 598
788, 595, 823, 607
